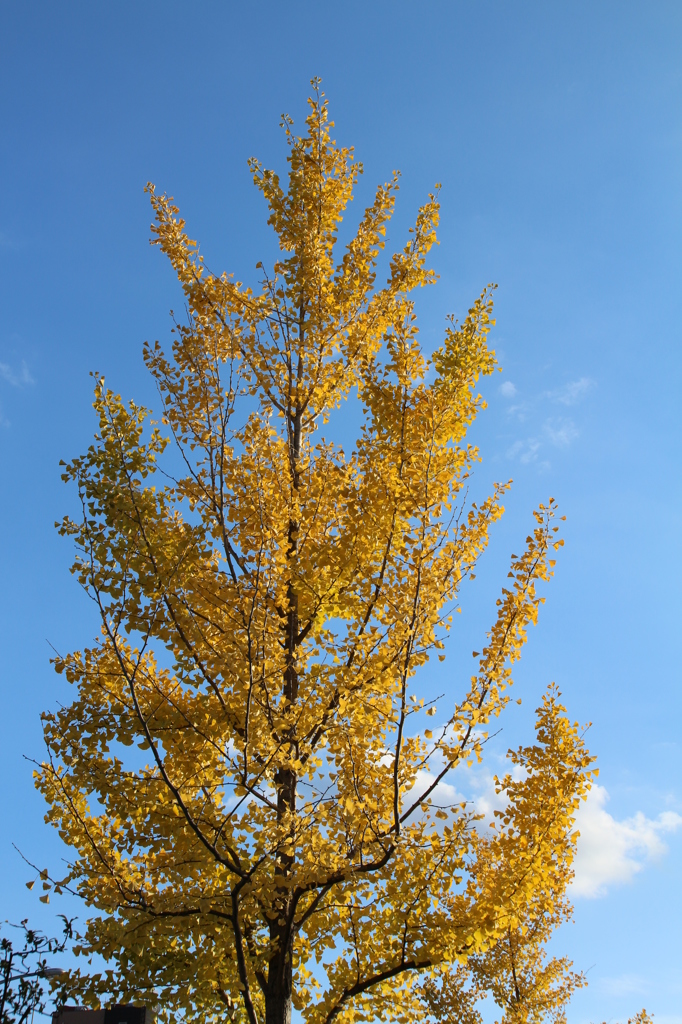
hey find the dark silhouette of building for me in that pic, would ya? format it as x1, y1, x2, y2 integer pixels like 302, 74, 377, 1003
53, 1006, 151, 1024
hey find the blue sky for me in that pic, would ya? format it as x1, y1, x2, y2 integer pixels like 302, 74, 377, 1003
0, 2, 680, 1021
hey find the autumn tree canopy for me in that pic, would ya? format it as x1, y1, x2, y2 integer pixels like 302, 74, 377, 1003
37, 82, 596, 1024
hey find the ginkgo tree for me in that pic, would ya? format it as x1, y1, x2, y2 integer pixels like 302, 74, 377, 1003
36, 82, 597, 1024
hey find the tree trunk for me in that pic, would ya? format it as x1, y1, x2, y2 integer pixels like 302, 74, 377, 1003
263, 376, 302, 1024
265, 761, 296, 1024
265, 942, 293, 1024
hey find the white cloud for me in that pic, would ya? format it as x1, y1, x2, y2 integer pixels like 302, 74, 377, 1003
572, 784, 682, 898
548, 377, 595, 406
499, 381, 517, 398
507, 437, 542, 464
0, 360, 34, 387
468, 768, 511, 821
544, 417, 578, 447
405, 768, 461, 808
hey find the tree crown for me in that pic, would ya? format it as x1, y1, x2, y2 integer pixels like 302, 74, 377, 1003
37, 83, 594, 1024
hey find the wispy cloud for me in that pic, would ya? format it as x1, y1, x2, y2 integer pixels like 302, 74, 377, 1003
572, 784, 682, 898
543, 416, 578, 447
505, 416, 579, 467
0, 228, 28, 250
507, 438, 542, 464
501, 374, 593, 466
547, 377, 595, 406
0, 360, 34, 387
599, 973, 648, 997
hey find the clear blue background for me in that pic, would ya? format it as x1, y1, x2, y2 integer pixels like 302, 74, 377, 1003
0, 3, 680, 1021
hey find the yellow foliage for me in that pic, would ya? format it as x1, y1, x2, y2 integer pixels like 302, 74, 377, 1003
37, 82, 595, 1024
